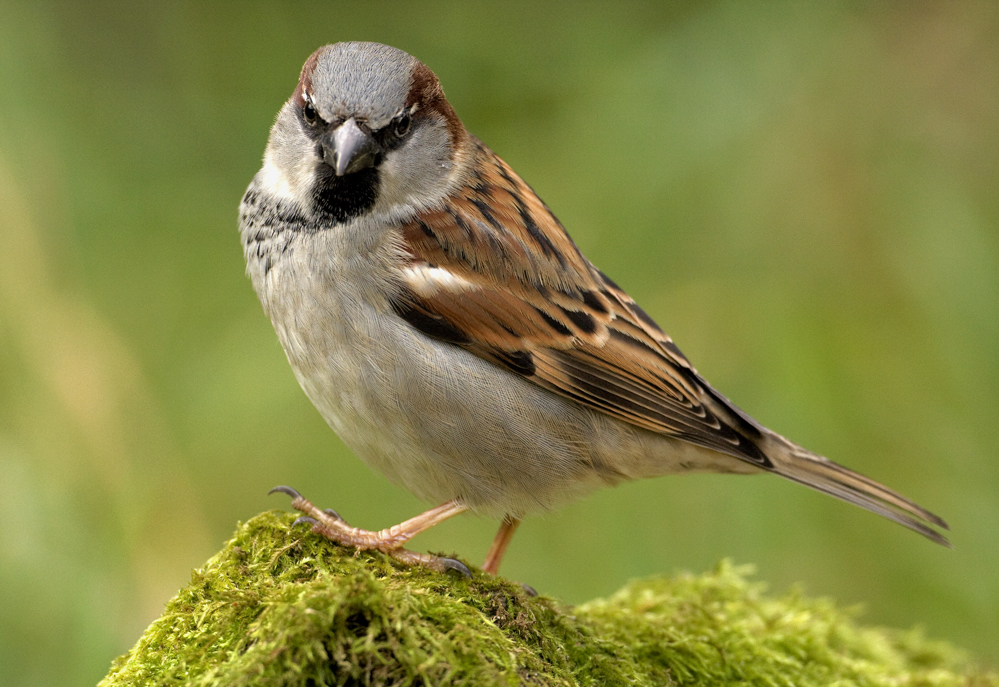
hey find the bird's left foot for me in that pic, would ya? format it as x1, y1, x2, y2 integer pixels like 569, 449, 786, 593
269, 485, 471, 577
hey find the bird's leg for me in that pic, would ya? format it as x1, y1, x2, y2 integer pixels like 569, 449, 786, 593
482, 516, 521, 575
270, 486, 471, 575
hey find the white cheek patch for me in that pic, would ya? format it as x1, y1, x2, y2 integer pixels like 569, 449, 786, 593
259, 150, 315, 207
373, 118, 459, 215
402, 264, 479, 296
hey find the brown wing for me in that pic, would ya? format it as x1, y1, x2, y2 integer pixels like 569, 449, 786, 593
392, 137, 772, 467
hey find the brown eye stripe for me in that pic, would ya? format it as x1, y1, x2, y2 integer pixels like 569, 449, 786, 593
406, 60, 465, 152
292, 47, 324, 107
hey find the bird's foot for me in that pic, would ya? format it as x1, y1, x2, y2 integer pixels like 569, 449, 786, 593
269, 485, 471, 577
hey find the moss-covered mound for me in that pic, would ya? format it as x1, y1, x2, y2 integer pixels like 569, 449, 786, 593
100, 511, 995, 686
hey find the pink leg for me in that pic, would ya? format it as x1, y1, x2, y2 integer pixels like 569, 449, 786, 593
482, 516, 521, 575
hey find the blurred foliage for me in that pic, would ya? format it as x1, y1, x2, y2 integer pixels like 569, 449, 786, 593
0, 1, 996, 685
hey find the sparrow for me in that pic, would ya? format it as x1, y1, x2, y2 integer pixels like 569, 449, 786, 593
240, 41, 949, 577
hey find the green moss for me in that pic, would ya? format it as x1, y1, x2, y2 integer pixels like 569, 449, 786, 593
99, 512, 996, 686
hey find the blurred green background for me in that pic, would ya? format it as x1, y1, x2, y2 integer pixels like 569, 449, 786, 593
1, 1, 997, 684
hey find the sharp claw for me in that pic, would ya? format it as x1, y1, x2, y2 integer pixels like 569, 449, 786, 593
439, 557, 472, 578
323, 508, 342, 521
520, 583, 538, 597
292, 516, 319, 528
268, 485, 302, 499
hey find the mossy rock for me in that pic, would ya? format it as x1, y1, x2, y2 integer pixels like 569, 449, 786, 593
100, 511, 996, 686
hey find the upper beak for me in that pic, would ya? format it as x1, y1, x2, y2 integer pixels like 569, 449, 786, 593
321, 118, 381, 176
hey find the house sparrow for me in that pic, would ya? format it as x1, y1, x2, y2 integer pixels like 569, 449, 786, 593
240, 41, 949, 576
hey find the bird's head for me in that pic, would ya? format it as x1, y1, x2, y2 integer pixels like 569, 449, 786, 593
259, 42, 467, 225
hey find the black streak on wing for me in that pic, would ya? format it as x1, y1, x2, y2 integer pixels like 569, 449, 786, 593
580, 289, 608, 314
662, 339, 688, 363
533, 307, 572, 336
493, 350, 536, 376
558, 307, 597, 334
598, 270, 622, 291
608, 328, 652, 352
470, 198, 502, 230
698, 380, 765, 443
392, 300, 471, 345
518, 205, 566, 266
450, 209, 474, 241
627, 301, 663, 332
417, 220, 437, 239
726, 433, 771, 467
393, 292, 537, 377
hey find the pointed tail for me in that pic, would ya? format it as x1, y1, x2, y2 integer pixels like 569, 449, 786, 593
762, 432, 951, 547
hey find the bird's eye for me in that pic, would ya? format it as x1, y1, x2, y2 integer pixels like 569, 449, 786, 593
393, 113, 411, 138
303, 99, 318, 125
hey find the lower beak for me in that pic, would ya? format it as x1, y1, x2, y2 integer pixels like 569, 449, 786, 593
321, 118, 381, 176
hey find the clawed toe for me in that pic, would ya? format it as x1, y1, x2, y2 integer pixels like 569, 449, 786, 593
268, 485, 302, 500
272, 487, 349, 538
439, 557, 472, 578
385, 547, 472, 577
292, 516, 320, 528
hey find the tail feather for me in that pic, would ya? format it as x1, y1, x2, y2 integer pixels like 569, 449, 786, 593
764, 434, 951, 547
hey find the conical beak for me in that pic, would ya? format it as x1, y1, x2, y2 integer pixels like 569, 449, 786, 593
321, 118, 381, 176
